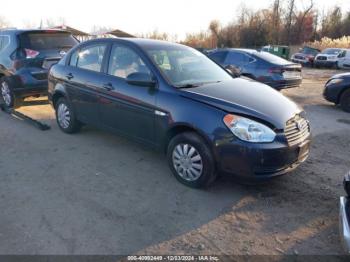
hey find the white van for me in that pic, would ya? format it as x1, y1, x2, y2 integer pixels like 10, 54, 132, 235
337, 49, 350, 70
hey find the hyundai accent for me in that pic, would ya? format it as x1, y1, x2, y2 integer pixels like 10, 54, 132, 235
48, 38, 311, 188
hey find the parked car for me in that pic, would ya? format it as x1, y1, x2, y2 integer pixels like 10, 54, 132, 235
291, 46, 320, 67
340, 172, 350, 254
48, 38, 311, 188
261, 45, 290, 60
337, 49, 350, 70
314, 48, 344, 68
0, 29, 79, 109
208, 48, 302, 90
323, 73, 350, 112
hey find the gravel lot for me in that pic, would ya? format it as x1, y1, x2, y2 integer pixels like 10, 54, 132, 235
0, 68, 349, 255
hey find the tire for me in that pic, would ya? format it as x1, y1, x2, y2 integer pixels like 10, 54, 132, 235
0, 77, 19, 109
55, 97, 81, 133
335, 62, 340, 69
167, 132, 217, 188
340, 89, 350, 113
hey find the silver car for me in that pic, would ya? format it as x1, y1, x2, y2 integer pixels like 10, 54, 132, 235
340, 172, 350, 254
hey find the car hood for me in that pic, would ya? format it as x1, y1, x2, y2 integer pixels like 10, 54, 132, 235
180, 78, 302, 129
332, 72, 350, 79
316, 54, 338, 58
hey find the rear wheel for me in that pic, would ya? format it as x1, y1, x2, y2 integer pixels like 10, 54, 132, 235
55, 97, 81, 133
1, 78, 14, 108
167, 132, 217, 188
340, 89, 350, 113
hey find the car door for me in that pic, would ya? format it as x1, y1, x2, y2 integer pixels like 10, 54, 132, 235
342, 50, 350, 68
64, 42, 108, 125
98, 43, 157, 145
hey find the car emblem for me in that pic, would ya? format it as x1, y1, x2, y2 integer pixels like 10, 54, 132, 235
59, 50, 67, 57
296, 120, 303, 131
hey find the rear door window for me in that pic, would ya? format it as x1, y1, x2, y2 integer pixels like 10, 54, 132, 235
108, 44, 151, 79
76, 44, 107, 72
209, 51, 228, 64
19, 32, 78, 50
225, 52, 249, 66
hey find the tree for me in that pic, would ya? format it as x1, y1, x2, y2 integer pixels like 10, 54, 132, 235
209, 20, 220, 48
285, 0, 295, 44
0, 16, 10, 29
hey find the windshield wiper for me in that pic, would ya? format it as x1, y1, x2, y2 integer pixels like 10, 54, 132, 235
175, 81, 222, 89
175, 83, 201, 89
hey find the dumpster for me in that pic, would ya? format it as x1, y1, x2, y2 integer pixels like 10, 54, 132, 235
262, 45, 290, 60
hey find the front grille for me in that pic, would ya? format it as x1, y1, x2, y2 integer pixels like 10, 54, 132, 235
317, 56, 327, 61
285, 115, 310, 146
31, 72, 47, 80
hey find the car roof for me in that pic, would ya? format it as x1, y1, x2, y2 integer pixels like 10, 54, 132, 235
211, 48, 261, 55
0, 29, 71, 35
80, 37, 190, 50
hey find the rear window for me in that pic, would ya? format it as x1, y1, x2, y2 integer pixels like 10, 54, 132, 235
301, 47, 319, 56
19, 32, 78, 50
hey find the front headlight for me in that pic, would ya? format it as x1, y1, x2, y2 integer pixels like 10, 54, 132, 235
326, 78, 344, 86
223, 114, 276, 143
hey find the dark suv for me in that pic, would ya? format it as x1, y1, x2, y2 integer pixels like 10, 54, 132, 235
0, 29, 78, 108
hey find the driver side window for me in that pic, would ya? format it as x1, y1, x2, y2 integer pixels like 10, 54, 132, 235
108, 45, 151, 79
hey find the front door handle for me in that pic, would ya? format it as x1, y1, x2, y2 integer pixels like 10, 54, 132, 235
102, 83, 113, 91
66, 73, 74, 80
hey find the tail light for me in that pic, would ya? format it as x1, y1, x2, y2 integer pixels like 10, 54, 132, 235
268, 67, 283, 74
24, 48, 40, 59
306, 55, 314, 62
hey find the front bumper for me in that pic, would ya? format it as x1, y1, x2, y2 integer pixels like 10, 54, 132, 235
291, 58, 312, 66
340, 196, 350, 254
314, 60, 337, 67
323, 82, 348, 104
215, 134, 311, 180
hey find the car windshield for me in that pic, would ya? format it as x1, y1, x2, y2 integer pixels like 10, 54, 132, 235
254, 51, 289, 65
145, 45, 232, 87
322, 48, 341, 55
19, 32, 78, 50
301, 47, 319, 55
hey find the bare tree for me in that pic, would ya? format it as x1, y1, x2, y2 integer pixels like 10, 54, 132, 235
22, 19, 38, 29
209, 20, 220, 48
286, 0, 295, 44
0, 16, 10, 29
271, 0, 282, 44
295, 0, 314, 43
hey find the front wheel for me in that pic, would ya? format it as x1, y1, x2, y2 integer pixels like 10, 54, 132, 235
55, 97, 81, 133
340, 89, 350, 113
167, 132, 217, 188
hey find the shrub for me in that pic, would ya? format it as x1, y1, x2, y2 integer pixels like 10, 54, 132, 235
305, 36, 350, 50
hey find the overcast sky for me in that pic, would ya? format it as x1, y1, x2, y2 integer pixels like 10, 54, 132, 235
1, 0, 350, 39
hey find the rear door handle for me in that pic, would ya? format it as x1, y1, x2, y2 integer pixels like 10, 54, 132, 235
102, 83, 113, 91
66, 73, 74, 80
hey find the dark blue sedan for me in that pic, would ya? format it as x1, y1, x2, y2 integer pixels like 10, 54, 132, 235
324, 73, 350, 112
208, 48, 302, 90
48, 38, 311, 188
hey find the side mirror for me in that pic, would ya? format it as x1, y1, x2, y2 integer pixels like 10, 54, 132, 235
225, 65, 241, 78
126, 72, 156, 88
